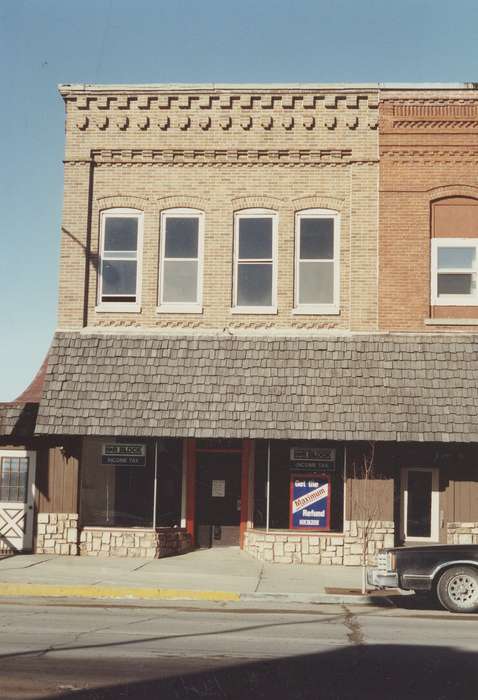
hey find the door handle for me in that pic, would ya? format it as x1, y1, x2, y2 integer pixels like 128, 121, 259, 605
236, 499, 241, 511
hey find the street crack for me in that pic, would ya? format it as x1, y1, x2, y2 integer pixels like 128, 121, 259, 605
341, 605, 365, 646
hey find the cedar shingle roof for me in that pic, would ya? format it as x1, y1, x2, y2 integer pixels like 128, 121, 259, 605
0, 356, 47, 437
35, 331, 478, 442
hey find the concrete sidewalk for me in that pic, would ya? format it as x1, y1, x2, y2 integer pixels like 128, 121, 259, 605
0, 548, 386, 605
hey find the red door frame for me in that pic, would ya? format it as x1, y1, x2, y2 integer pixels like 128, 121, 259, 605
185, 438, 251, 549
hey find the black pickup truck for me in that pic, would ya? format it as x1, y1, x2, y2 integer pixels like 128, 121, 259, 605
367, 544, 478, 613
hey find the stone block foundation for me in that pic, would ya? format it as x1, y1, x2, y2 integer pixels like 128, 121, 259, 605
35, 513, 79, 555
79, 527, 193, 558
244, 520, 395, 566
447, 522, 478, 545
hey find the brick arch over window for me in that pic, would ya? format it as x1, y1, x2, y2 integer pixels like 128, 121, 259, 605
157, 195, 208, 211
291, 195, 345, 213
431, 194, 478, 239
96, 195, 150, 212
231, 195, 284, 212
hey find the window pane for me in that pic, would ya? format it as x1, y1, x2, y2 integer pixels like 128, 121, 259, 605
437, 273, 474, 295
0, 457, 28, 503
300, 218, 334, 260
407, 471, 432, 538
163, 260, 198, 303
104, 217, 138, 252
102, 260, 137, 296
164, 218, 199, 258
238, 218, 273, 260
237, 264, 272, 306
437, 247, 475, 269
299, 261, 334, 304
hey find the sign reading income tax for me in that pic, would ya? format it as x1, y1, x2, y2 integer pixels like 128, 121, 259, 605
101, 443, 146, 467
290, 474, 331, 530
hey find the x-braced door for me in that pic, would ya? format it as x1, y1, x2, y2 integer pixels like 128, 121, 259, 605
0, 450, 36, 552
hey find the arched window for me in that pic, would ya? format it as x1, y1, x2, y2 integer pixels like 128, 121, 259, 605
232, 209, 278, 313
294, 209, 340, 314
97, 208, 143, 311
158, 208, 204, 313
431, 197, 478, 306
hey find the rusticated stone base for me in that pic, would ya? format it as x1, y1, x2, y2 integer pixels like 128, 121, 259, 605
244, 521, 395, 566
447, 522, 478, 545
243, 530, 345, 565
79, 527, 193, 558
343, 520, 395, 566
35, 513, 79, 555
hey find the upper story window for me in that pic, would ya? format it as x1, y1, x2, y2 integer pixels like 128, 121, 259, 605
158, 209, 204, 313
294, 209, 340, 314
232, 209, 277, 314
431, 197, 478, 307
97, 208, 143, 312
431, 239, 478, 305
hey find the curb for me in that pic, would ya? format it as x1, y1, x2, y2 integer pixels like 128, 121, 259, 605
0, 583, 240, 603
0, 583, 393, 606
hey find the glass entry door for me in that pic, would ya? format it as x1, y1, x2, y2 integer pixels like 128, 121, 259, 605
196, 452, 242, 547
400, 467, 439, 542
0, 451, 36, 552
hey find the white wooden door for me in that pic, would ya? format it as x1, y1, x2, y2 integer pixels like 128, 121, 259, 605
400, 467, 439, 543
0, 450, 36, 552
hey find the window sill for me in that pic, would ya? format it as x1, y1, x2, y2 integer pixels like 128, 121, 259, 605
425, 317, 478, 326
156, 304, 203, 315
292, 305, 340, 316
231, 306, 278, 315
95, 303, 141, 313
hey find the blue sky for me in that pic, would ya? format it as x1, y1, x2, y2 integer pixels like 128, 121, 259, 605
1, 0, 477, 401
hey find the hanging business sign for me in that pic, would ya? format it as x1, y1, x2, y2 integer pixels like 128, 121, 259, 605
289, 474, 331, 530
101, 443, 146, 466
289, 447, 336, 473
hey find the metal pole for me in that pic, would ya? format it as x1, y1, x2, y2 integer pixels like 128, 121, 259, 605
153, 441, 158, 529
266, 440, 271, 533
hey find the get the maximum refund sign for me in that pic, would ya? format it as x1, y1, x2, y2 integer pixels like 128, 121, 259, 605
289, 474, 330, 530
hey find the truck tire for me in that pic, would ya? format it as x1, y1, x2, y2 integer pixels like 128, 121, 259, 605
436, 566, 478, 613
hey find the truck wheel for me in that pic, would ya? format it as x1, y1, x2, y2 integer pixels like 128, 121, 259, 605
436, 566, 478, 613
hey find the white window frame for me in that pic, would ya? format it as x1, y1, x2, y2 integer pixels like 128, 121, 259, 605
400, 467, 439, 543
231, 209, 278, 315
431, 237, 478, 306
293, 208, 340, 315
157, 208, 204, 314
96, 208, 143, 313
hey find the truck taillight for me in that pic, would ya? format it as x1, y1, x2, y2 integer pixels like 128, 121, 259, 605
388, 552, 397, 571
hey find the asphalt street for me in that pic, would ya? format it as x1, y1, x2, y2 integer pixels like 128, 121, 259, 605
0, 598, 476, 699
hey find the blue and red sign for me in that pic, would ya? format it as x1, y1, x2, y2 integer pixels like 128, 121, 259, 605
289, 473, 331, 530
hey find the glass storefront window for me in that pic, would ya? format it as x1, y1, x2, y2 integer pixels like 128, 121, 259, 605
253, 440, 344, 532
80, 438, 182, 528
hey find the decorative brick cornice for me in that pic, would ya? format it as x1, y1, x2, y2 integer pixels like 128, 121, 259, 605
381, 100, 478, 133
89, 148, 356, 166
380, 148, 478, 163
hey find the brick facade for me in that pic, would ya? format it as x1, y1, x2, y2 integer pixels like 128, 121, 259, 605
379, 89, 478, 331
57, 85, 379, 333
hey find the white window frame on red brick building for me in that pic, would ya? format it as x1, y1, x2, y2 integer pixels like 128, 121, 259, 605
431, 238, 478, 306
96, 208, 143, 313
293, 208, 341, 315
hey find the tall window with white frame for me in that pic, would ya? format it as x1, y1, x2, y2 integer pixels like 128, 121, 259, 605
294, 209, 340, 315
158, 209, 204, 313
97, 208, 143, 312
233, 209, 277, 313
431, 239, 478, 305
